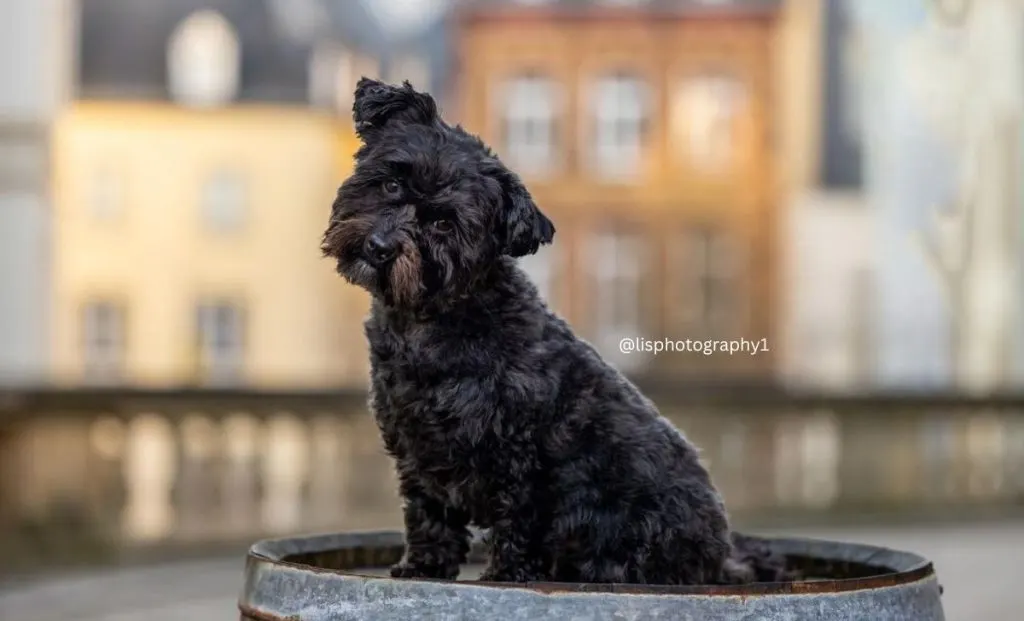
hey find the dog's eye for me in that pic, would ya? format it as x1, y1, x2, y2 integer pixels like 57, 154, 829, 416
432, 219, 453, 233
382, 180, 401, 196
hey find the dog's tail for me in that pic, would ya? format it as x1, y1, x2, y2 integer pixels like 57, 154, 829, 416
720, 532, 801, 584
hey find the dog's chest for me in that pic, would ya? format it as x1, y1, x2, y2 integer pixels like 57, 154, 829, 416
372, 350, 503, 524
378, 393, 496, 523
367, 328, 506, 523
367, 318, 494, 405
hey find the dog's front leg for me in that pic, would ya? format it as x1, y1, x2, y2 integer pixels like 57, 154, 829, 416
477, 481, 551, 583
390, 474, 470, 580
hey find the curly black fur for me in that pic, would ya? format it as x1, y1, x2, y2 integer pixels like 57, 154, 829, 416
726, 533, 801, 583
322, 78, 790, 585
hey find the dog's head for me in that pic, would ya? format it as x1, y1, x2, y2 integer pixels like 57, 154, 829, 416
321, 78, 555, 309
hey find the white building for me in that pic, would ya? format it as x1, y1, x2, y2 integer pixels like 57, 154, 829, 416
779, 0, 877, 392
864, 0, 1024, 391
781, 191, 875, 392
0, 0, 73, 384
782, 0, 1024, 393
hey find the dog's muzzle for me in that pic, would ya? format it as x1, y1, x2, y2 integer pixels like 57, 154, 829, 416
364, 232, 400, 267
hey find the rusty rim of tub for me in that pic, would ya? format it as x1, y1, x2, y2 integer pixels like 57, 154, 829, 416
240, 529, 937, 598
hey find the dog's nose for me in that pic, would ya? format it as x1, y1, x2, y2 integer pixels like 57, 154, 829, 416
364, 233, 398, 266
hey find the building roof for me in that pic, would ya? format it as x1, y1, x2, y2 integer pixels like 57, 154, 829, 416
77, 0, 385, 103
365, 0, 452, 39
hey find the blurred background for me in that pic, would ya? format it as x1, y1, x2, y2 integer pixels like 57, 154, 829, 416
0, 0, 1023, 619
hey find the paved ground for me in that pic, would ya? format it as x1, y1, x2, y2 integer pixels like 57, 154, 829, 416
1, 522, 1021, 621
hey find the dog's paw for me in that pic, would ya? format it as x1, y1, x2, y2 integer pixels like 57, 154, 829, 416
478, 565, 549, 583
390, 561, 459, 580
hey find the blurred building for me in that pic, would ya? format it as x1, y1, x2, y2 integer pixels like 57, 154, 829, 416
783, 0, 1024, 393
778, 0, 876, 393
51, 0, 384, 388
0, 0, 73, 385
453, 0, 784, 385
857, 0, 1024, 392
852, 0, 958, 390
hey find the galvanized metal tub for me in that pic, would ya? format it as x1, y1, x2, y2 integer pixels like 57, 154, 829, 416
238, 530, 944, 621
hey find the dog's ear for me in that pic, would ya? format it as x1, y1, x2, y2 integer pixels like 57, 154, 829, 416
352, 77, 438, 139
498, 172, 556, 258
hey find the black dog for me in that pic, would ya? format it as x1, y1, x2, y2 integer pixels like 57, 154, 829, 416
322, 78, 788, 585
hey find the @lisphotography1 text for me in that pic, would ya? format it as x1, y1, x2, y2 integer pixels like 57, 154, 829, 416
618, 337, 770, 356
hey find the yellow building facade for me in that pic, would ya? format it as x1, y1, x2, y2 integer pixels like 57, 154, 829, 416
48, 1, 392, 389
51, 103, 369, 388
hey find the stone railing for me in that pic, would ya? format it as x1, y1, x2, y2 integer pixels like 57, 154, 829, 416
1, 387, 1023, 573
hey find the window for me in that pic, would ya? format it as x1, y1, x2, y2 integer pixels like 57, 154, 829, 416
673, 73, 747, 173
588, 228, 647, 368
201, 172, 246, 232
89, 167, 122, 222
196, 301, 245, 385
675, 227, 742, 334
518, 245, 557, 305
167, 10, 240, 108
500, 74, 561, 176
82, 301, 125, 383
589, 73, 650, 179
